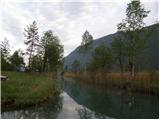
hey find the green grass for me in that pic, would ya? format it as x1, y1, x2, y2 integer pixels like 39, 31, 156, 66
1, 71, 60, 109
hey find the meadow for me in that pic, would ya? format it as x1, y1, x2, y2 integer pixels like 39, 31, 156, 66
1, 71, 60, 110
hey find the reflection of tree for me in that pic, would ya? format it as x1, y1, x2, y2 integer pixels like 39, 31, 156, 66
95, 112, 106, 119
76, 106, 107, 119
76, 107, 93, 119
71, 85, 80, 98
33, 96, 63, 118
2, 95, 63, 119
60, 79, 158, 119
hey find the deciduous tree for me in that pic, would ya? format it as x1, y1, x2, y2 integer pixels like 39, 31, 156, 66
10, 50, 25, 69
40, 30, 63, 72
81, 30, 93, 47
111, 37, 125, 78
89, 44, 113, 73
118, 0, 150, 78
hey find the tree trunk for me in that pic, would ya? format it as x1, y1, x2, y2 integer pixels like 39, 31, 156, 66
28, 44, 34, 71
119, 58, 124, 80
28, 50, 32, 71
131, 64, 135, 79
129, 61, 135, 80
43, 55, 47, 72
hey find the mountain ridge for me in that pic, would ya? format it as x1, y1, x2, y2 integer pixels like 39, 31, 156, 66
64, 23, 159, 71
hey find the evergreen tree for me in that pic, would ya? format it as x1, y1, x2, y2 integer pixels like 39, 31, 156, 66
24, 21, 39, 70
0, 38, 10, 60
0, 38, 12, 70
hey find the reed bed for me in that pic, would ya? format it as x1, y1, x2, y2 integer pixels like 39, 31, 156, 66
64, 71, 159, 95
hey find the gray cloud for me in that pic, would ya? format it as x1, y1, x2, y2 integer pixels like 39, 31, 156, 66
2, 1, 159, 57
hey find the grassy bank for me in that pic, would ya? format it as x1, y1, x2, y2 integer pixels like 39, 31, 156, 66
64, 71, 159, 95
1, 71, 60, 110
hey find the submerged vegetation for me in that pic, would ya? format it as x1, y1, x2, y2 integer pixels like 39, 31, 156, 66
1, 71, 60, 110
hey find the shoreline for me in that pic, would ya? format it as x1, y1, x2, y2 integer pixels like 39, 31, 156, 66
64, 71, 159, 95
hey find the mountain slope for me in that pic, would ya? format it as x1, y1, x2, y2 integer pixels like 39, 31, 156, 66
64, 23, 159, 71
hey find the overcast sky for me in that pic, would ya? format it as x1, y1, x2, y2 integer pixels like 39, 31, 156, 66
1, 0, 159, 57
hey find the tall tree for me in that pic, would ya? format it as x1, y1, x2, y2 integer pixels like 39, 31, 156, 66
30, 54, 43, 72
118, 0, 150, 78
40, 30, 64, 72
24, 21, 39, 70
111, 36, 125, 77
0, 38, 12, 70
81, 30, 93, 47
0, 38, 10, 60
89, 44, 112, 72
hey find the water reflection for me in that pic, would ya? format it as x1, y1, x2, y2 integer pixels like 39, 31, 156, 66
77, 107, 93, 119
76, 106, 109, 119
1, 78, 159, 119
61, 78, 159, 119
1, 95, 63, 119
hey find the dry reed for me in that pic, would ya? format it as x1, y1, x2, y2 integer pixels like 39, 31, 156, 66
64, 71, 159, 95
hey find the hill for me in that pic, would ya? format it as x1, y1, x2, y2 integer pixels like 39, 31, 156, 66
64, 23, 159, 72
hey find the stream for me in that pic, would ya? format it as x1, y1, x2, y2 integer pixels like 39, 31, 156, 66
1, 78, 159, 119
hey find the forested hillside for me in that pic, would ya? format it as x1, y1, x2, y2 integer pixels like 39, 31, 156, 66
64, 23, 159, 72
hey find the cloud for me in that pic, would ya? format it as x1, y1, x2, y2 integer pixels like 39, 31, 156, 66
2, 0, 159, 58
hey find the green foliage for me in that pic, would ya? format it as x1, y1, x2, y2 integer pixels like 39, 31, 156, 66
30, 54, 43, 72
10, 50, 25, 69
24, 22, 64, 72
111, 37, 125, 73
111, 37, 125, 59
0, 38, 12, 70
1, 55, 12, 71
1, 38, 10, 58
117, 0, 150, 77
40, 30, 64, 72
125, 0, 150, 30
24, 21, 39, 70
71, 60, 80, 72
89, 44, 113, 72
80, 30, 93, 51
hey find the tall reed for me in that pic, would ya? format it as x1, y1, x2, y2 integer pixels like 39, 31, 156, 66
64, 71, 159, 95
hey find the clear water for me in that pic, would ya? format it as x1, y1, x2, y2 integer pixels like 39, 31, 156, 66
1, 78, 159, 119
